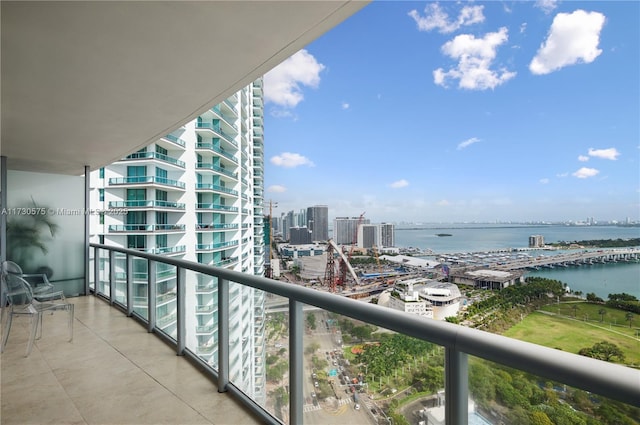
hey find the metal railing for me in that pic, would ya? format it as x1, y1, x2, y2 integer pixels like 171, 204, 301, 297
89, 243, 640, 425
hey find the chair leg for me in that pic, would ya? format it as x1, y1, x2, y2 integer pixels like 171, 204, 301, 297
67, 304, 74, 342
1, 310, 13, 353
26, 312, 40, 357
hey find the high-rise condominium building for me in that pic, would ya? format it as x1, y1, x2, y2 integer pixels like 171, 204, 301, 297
307, 205, 329, 242
333, 216, 371, 245
90, 80, 266, 403
380, 223, 395, 248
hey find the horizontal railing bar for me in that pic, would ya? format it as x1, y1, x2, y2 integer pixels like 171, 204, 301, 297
89, 243, 640, 407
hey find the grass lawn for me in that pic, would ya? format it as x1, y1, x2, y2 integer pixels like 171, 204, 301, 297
503, 307, 640, 367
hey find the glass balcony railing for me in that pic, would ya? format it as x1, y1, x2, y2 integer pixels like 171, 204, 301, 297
109, 176, 185, 189
195, 142, 238, 163
195, 183, 238, 196
109, 200, 185, 209
108, 224, 185, 232
196, 162, 238, 179
122, 151, 185, 168
147, 245, 186, 255
161, 134, 186, 147
195, 241, 239, 251
196, 223, 239, 230
210, 105, 238, 131
89, 243, 640, 425
195, 122, 238, 147
195, 203, 239, 212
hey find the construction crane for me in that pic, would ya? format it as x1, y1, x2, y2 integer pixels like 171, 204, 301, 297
325, 238, 361, 292
337, 212, 365, 288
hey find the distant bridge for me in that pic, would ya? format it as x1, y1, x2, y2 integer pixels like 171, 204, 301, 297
491, 249, 640, 271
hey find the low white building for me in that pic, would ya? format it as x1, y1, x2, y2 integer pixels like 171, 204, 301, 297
387, 278, 462, 321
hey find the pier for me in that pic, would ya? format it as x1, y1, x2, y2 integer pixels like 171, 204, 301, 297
490, 249, 640, 271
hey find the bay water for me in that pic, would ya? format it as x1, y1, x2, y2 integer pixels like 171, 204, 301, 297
394, 224, 640, 299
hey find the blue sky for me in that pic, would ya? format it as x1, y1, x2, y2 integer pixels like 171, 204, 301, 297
263, 1, 639, 224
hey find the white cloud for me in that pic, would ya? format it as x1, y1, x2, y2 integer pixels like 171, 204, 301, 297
535, 0, 559, 14
341, 102, 350, 110
264, 49, 325, 111
408, 3, 484, 34
270, 152, 315, 168
267, 185, 287, 193
572, 167, 600, 178
529, 10, 605, 75
556, 172, 569, 177
434, 27, 517, 90
436, 199, 451, 206
578, 155, 589, 162
520, 23, 527, 34
389, 179, 409, 189
540, 178, 550, 184
588, 147, 620, 160
457, 137, 481, 150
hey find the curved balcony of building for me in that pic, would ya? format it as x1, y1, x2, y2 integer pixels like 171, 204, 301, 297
210, 104, 238, 131
196, 223, 240, 232
159, 134, 186, 149
195, 162, 238, 181
119, 151, 185, 170
108, 224, 186, 233
109, 200, 186, 211
195, 183, 238, 197
195, 203, 239, 213
195, 141, 238, 164
195, 121, 238, 148
195, 240, 239, 252
108, 176, 185, 191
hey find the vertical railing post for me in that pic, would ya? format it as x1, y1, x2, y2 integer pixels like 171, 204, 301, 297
147, 260, 156, 332
108, 250, 115, 305
289, 299, 304, 425
126, 254, 133, 316
445, 347, 468, 425
93, 246, 99, 295
218, 278, 229, 392
176, 267, 186, 355
84, 165, 90, 296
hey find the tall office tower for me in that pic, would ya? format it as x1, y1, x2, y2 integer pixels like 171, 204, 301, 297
90, 80, 266, 404
333, 216, 371, 245
358, 224, 378, 249
282, 210, 295, 241
380, 223, 395, 248
289, 226, 312, 245
306, 205, 329, 242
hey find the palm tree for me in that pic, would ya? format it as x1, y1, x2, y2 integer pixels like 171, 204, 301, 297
598, 309, 606, 323
626, 312, 634, 328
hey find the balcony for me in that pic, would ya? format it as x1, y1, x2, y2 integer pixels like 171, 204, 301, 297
109, 200, 186, 210
120, 151, 185, 169
108, 176, 185, 190
195, 183, 238, 196
196, 223, 240, 231
4, 244, 638, 425
0, 296, 261, 425
196, 162, 238, 180
160, 134, 186, 148
195, 241, 239, 252
195, 142, 238, 163
195, 203, 239, 213
195, 122, 238, 147
108, 224, 185, 233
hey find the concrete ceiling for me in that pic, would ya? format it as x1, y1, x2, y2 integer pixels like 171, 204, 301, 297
1, 1, 368, 175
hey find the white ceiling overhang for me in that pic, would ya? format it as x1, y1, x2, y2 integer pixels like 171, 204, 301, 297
1, 1, 368, 175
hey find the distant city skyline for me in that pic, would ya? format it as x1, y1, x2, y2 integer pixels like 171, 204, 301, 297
263, 1, 639, 223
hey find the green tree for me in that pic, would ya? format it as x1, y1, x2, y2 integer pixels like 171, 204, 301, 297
578, 341, 625, 363
530, 411, 554, 425
305, 342, 320, 355
598, 308, 606, 323
625, 312, 634, 328
306, 313, 316, 330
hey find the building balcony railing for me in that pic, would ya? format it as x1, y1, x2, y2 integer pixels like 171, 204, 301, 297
196, 223, 239, 231
147, 245, 186, 255
108, 224, 185, 232
109, 176, 185, 190
195, 203, 239, 213
195, 241, 239, 251
90, 243, 640, 425
196, 162, 238, 179
109, 200, 186, 210
195, 122, 238, 147
121, 151, 185, 168
160, 133, 186, 148
195, 183, 238, 196
210, 105, 238, 131
195, 142, 238, 163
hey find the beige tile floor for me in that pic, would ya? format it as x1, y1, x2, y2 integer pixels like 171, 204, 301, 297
1, 296, 263, 425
